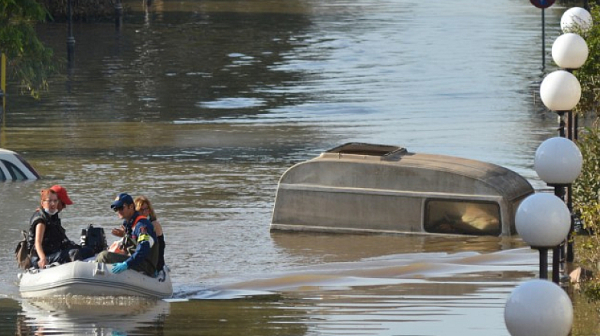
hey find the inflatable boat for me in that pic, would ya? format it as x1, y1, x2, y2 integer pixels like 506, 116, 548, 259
18, 261, 173, 299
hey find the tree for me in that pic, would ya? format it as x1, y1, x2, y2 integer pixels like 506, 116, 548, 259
0, 0, 57, 99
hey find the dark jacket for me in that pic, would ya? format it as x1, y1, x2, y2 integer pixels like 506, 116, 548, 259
27, 209, 71, 257
121, 212, 159, 271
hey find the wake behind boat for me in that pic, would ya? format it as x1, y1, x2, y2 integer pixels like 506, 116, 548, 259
18, 261, 173, 299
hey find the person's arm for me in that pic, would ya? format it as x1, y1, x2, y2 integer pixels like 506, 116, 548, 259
111, 225, 125, 237
152, 220, 163, 237
34, 223, 47, 268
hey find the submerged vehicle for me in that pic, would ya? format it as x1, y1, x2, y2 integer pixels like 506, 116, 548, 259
270, 143, 534, 236
18, 261, 173, 299
0, 148, 39, 181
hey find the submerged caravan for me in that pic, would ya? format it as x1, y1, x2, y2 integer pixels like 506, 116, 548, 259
270, 143, 534, 236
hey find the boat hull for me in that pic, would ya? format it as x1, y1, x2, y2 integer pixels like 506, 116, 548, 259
19, 261, 173, 299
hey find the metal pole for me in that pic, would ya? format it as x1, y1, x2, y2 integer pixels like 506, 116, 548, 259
67, 0, 75, 67
0, 53, 5, 124
553, 184, 566, 284
567, 187, 574, 262
0, 89, 3, 125
552, 246, 560, 283
557, 111, 566, 137
566, 112, 575, 263
542, 8, 545, 69
574, 113, 578, 141
1, 53, 5, 114
566, 111, 573, 141
115, 0, 123, 31
539, 248, 548, 279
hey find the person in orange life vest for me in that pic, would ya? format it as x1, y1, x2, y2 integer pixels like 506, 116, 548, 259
134, 196, 166, 272
96, 193, 159, 276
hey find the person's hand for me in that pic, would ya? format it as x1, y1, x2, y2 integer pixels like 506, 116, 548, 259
111, 227, 125, 237
111, 262, 128, 273
38, 258, 47, 269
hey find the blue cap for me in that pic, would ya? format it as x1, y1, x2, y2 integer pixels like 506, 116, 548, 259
111, 193, 134, 209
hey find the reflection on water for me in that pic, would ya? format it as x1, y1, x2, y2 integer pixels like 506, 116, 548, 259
0, 0, 577, 334
269, 232, 528, 263
18, 298, 169, 336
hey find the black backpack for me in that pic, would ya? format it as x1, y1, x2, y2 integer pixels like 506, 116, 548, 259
80, 224, 108, 254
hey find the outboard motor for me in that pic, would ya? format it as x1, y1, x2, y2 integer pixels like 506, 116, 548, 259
80, 224, 108, 254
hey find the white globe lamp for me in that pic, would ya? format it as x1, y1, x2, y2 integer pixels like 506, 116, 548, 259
540, 70, 581, 112
515, 193, 571, 280
515, 193, 571, 248
534, 137, 583, 185
505, 279, 573, 336
561, 7, 593, 33
552, 33, 588, 70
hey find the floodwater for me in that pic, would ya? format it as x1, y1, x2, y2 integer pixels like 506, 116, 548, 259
0, 0, 581, 335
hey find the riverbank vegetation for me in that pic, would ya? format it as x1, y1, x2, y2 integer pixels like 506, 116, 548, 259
37, 0, 117, 21
0, 0, 56, 99
0, 0, 120, 104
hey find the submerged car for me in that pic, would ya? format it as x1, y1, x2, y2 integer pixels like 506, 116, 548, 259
270, 143, 534, 236
0, 148, 40, 181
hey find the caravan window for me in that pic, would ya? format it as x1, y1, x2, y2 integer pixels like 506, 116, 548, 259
424, 199, 501, 236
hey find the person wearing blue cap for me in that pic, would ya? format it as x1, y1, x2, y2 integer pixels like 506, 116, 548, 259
96, 192, 159, 276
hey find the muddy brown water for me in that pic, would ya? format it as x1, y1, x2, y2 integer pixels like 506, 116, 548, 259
1, 0, 590, 335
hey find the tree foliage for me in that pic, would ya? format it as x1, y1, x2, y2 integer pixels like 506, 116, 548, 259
38, 0, 117, 22
572, 125, 600, 273
0, 0, 57, 98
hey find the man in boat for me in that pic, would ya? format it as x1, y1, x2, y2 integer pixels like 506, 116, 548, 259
96, 193, 159, 276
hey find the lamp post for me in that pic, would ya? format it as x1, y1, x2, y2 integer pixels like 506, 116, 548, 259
504, 279, 573, 336
558, 7, 592, 143
115, 0, 123, 31
551, 32, 588, 140
67, 0, 75, 67
534, 137, 583, 282
542, 24, 588, 266
515, 193, 571, 281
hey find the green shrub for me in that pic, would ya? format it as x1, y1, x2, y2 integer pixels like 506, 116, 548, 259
38, 0, 119, 22
572, 125, 600, 274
